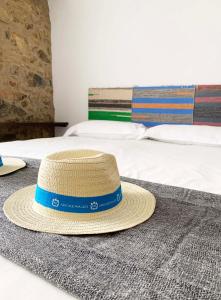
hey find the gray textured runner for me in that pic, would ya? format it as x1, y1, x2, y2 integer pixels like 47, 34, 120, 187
0, 158, 221, 300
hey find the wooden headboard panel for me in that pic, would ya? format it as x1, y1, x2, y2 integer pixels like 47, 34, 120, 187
89, 88, 133, 122
132, 86, 195, 127
194, 85, 221, 126
88, 85, 221, 127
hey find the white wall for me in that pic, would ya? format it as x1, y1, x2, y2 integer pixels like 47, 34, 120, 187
48, 0, 221, 133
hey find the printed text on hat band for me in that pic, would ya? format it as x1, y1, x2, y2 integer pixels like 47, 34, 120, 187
34, 185, 123, 213
0, 157, 3, 167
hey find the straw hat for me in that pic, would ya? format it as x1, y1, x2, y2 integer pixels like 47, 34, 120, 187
0, 156, 26, 176
3, 150, 156, 235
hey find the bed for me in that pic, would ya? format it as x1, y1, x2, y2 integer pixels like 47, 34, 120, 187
1, 134, 221, 299
1, 85, 221, 299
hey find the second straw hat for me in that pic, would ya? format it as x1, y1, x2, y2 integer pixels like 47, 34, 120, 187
0, 155, 26, 176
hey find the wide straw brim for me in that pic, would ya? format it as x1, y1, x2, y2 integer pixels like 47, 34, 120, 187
3, 182, 156, 235
0, 158, 26, 176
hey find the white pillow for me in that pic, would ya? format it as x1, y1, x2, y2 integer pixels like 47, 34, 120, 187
145, 124, 221, 146
64, 120, 147, 140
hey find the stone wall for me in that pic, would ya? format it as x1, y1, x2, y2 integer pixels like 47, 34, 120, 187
0, 0, 54, 140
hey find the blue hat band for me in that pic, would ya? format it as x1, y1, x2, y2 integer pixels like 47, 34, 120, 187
0, 157, 3, 167
35, 185, 123, 213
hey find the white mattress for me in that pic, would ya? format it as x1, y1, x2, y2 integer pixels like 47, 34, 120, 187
1, 136, 221, 300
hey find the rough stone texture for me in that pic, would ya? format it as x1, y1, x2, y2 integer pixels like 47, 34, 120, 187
0, 0, 54, 140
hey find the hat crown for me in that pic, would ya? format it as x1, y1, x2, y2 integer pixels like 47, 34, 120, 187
37, 150, 121, 198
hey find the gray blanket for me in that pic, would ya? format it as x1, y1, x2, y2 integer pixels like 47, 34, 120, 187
0, 158, 221, 300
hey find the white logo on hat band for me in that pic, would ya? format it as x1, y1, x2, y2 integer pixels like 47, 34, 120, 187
90, 202, 99, 210
52, 198, 60, 208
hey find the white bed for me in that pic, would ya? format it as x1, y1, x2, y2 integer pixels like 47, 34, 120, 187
1, 135, 221, 300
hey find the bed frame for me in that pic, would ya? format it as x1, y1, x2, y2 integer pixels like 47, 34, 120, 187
89, 85, 221, 127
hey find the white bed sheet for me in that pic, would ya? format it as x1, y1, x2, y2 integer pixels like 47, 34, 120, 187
0, 136, 221, 300
1, 136, 221, 194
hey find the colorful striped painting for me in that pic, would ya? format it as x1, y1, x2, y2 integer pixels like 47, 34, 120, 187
132, 86, 195, 127
193, 85, 221, 126
88, 88, 132, 122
